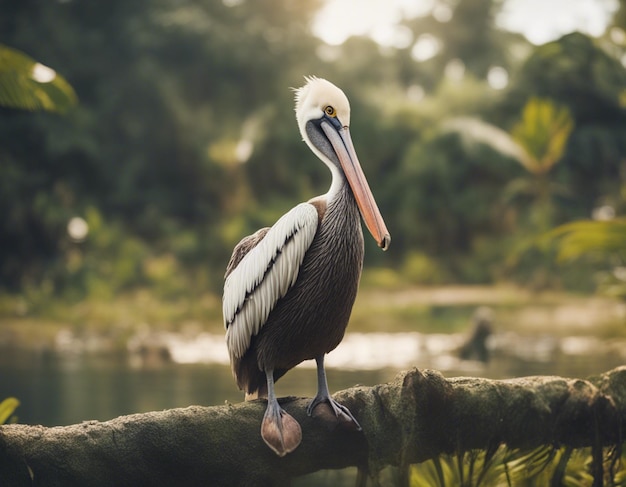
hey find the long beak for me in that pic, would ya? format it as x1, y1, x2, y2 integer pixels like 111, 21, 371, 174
321, 122, 391, 250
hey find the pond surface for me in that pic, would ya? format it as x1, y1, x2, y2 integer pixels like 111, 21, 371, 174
1, 329, 624, 427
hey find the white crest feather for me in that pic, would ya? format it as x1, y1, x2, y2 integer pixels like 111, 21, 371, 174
223, 203, 319, 359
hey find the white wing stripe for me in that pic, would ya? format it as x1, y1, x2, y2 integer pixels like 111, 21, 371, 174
223, 203, 319, 359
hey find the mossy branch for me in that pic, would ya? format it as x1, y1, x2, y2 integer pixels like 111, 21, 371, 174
1, 367, 624, 486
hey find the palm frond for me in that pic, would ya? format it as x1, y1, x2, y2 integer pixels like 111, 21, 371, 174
0, 44, 77, 113
511, 97, 574, 176
409, 444, 626, 486
0, 397, 20, 424
545, 218, 626, 262
441, 117, 531, 165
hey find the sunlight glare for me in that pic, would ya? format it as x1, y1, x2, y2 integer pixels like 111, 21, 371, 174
235, 139, 253, 164
407, 84, 425, 102
67, 217, 89, 242
432, 4, 453, 23
31, 63, 56, 83
592, 205, 615, 221
314, 0, 616, 47
313, 0, 434, 46
411, 34, 441, 62
487, 66, 509, 90
496, 0, 619, 45
445, 58, 465, 81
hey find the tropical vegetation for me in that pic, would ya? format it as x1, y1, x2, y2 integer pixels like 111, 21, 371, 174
2, 2, 626, 483
1, 1, 625, 309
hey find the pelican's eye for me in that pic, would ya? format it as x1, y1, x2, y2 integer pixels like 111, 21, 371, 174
324, 105, 337, 117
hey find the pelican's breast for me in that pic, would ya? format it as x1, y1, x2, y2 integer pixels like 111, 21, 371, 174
254, 184, 365, 369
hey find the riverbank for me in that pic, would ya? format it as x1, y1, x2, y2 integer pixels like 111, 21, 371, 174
1, 284, 624, 353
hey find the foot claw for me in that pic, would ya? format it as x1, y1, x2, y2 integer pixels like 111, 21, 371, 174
308, 396, 362, 431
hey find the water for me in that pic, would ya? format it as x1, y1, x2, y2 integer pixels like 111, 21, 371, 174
1, 330, 624, 427
0, 345, 393, 426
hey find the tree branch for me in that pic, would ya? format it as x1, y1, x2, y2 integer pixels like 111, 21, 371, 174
1, 367, 624, 486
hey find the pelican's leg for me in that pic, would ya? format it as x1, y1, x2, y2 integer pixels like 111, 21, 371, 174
307, 355, 362, 430
260, 368, 302, 457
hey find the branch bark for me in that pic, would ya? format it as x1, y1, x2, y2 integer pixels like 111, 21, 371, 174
1, 366, 625, 486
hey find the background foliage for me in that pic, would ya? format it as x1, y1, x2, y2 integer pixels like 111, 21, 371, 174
1, 0, 626, 304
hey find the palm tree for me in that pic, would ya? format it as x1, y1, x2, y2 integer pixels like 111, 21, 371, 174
444, 97, 575, 231
507, 97, 574, 231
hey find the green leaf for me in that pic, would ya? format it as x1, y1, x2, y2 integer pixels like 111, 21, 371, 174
0, 44, 77, 113
511, 98, 574, 175
547, 218, 626, 262
0, 397, 20, 424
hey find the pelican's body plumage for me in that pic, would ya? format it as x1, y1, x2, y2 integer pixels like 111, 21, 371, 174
223, 77, 390, 456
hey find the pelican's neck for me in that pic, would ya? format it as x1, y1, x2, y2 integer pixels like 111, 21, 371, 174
309, 162, 358, 226
324, 162, 347, 204
323, 166, 361, 233
301, 120, 348, 205
309, 161, 364, 275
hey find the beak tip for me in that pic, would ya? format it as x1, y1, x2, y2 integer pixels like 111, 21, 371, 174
379, 234, 391, 251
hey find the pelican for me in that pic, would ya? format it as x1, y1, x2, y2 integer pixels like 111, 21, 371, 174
223, 77, 390, 457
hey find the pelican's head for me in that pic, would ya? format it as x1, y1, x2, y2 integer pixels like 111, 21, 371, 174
294, 77, 352, 169
293, 76, 390, 251
295, 77, 351, 133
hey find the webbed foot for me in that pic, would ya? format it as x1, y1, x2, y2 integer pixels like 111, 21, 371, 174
261, 400, 302, 456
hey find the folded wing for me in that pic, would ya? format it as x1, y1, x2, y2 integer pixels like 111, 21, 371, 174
223, 203, 319, 361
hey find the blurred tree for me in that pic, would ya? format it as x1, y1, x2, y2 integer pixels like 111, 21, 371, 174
610, 0, 626, 30
0, 0, 323, 294
387, 115, 519, 282
1, 0, 625, 298
400, 0, 526, 91
442, 97, 576, 287
500, 33, 626, 219
440, 0, 505, 78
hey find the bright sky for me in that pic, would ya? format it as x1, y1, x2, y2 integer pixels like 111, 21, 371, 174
313, 0, 619, 47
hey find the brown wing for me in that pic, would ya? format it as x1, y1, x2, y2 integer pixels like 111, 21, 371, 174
224, 227, 270, 279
